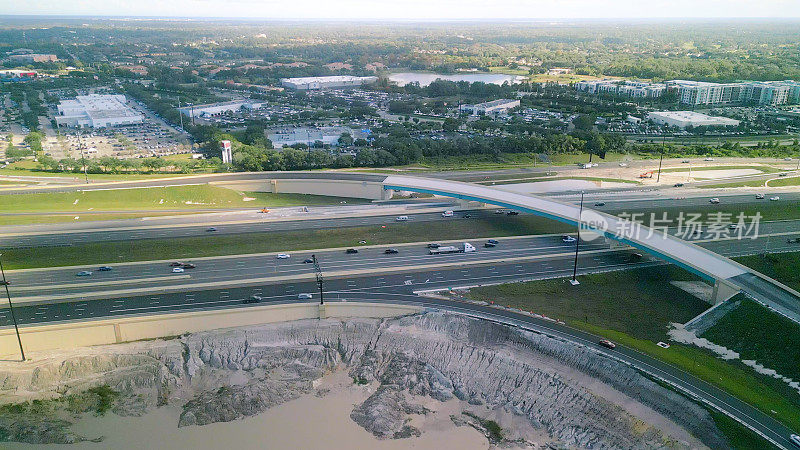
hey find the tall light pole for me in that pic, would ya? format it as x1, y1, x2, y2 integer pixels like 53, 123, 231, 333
656, 134, 665, 183
312, 254, 324, 305
570, 191, 585, 286
0, 254, 25, 361
78, 130, 89, 184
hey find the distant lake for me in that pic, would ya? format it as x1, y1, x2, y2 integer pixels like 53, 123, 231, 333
388, 72, 524, 87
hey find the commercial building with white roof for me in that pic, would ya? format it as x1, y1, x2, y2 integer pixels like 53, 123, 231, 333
460, 99, 520, 116
647, 111, 740, 128
281, 76, 378, 90
55, 94, 143, 128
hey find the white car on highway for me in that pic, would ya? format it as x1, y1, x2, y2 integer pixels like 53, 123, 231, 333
172, 267, 184, 273
562, 235, 577, 243
395, 216, 409, 221
298, 293, 313, 299
709, 198, 720, 204
276, 253, 291, 259
770, 196, 780, 201
441, 210, 454, 217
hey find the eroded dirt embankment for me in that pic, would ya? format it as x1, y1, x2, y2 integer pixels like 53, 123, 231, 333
0, 312, 725, 448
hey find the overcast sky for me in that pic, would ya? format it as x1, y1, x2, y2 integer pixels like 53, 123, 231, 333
2, 0, 799, 19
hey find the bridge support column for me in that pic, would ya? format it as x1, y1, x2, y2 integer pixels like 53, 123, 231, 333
712, 279, 740, 305
270, 179, 278, 193
318, 303, 327, 319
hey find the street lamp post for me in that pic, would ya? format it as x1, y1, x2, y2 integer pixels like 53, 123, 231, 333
656, 134, 665, 183
312, 254, 324, 305
570, 191, 585, 286
0, 255, 25, 361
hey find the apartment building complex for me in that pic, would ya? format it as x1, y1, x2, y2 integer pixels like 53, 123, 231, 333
576, 78, 800, 106
575, 80, 666, 98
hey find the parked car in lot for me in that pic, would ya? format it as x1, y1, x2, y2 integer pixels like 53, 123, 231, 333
346, 248, 359, 254
76, 271, 92, 277
298, 293, 313, 300
276, 253, 290, 259
98, 266, 113, 271
243, 295, 262, 304
598, 340, 616, 349
172, 267, 184, 273
562, 235, 577, 243
384, 248, 399, 254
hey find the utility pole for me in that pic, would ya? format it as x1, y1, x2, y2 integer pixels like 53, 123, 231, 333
78, 130, 89, 184
656, 134, 665, 183
570, 191, 585, 286
177, 101, 184, 130
0, 254, 25, 361
312, 254, 324, 305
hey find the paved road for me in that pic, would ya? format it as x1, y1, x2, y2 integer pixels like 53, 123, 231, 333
0, 202, 465, 249
6, 221, 800, 304
3, 191, 797, 250
0, 251, 794, 448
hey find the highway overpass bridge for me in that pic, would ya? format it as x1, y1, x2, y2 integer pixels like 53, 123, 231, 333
248, 171, 799, 320
2, 170, 798, 319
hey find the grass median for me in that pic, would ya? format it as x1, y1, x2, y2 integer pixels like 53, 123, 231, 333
0, 184, 369, 214
1, 215, 569, 270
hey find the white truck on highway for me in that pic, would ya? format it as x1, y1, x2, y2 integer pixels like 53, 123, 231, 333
429, 242, 476, 255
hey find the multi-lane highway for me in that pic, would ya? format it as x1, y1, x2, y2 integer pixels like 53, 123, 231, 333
1, 246, 795, 449
6, 219, 800, 307
4, 190, 799, 250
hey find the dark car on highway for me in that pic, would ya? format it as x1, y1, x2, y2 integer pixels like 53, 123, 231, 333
594, 202, 606, 207
346, 248, 359, 254
427, 243, 440, 249
243, 295, 262, 304
384, 248, 399, 254
598, 340, 616, 349
98, 266, 113, 271
789, 238, 800, 244
303, 258, 314, 263
182, 263, 196, 269
506, 211, 519, 216
169, 262, 183, 267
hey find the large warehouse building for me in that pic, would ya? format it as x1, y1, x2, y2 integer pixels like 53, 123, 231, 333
280, 76, 378, 90
55, 94, 143, 128
460, 99, 521, 116
647, 111, 740, 128
177, 101, 265, 118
